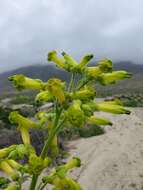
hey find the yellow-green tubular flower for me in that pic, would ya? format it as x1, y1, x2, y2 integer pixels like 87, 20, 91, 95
79, 54, 94, 67
48, 51, 68, 70
65, 177, 83, 190
7, 160, 22, 170
8, 74, 44, 90
35, 90, 53, 103
95, 102, 131, 114
45, 176, 82, 190
71, 86, 96, 101
65, 157, 81, 170
9, 111, 39, 144
0, 145, 17, 159
0, 147, 9, 158
27, 153, 51, 175
56, 157, 81, 178
101, 98, 123, 106
98, 71, 132, 85
98, 59, 113, 73
66, 100, 85, 127
4, 184, 18, 190
43, 172, 83, 190
87, 115, 112, 126
62, 52, 78, 71
0, 161, 19, 180
46, 78, 65, 104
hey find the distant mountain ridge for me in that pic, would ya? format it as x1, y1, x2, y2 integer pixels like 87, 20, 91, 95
0, 61, 143, 96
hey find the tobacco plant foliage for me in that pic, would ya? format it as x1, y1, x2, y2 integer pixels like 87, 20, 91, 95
0, 51, 131, 190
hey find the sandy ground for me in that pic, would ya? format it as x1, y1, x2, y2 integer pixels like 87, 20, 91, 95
67, 107, 143, 190
1, 107, 143, 190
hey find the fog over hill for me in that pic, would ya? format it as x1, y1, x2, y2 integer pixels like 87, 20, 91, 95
0, 61, 143, 96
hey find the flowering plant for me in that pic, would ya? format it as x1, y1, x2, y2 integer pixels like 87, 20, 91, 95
0, 51, 131, 190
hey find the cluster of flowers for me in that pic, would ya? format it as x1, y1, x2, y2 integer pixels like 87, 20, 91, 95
0, 51, 131, 190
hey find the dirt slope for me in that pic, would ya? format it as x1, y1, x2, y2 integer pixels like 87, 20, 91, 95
68, 108, 143, 190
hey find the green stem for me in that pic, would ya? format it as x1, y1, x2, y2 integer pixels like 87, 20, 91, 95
29, 175, 39, 190
77, 79, 89, 90
29, 107, 62, 190
40, 108, 62, 159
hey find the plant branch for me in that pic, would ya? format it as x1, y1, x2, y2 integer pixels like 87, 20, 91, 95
68, 73, 75, 92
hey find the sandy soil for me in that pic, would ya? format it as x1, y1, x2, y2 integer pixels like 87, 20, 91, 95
1, 108, 143, 190
67, 107, 143, 190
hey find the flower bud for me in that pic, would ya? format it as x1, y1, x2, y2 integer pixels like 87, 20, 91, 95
8, 74, 44, 90
35, 90, 53, 103
0, 161, 19, 180
66, 100, 85, 127
87, 115, 112, 126
48, 51, 67, 70
98, 71, 132, 85
46, 78, 65, 104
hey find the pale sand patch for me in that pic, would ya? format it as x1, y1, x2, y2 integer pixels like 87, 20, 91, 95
67, 108, 143, 190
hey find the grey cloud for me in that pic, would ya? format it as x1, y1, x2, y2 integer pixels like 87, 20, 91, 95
0, 0, 143, 72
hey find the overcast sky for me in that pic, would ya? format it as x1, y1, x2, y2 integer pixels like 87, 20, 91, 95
0, 0, 143, 73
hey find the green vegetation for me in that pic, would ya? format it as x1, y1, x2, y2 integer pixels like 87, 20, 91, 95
120, 93, 143, 107
0, 51, 131, 190
59, 125, 105, 139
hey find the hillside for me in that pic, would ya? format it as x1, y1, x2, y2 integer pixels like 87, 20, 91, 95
0, 61, 143, 97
